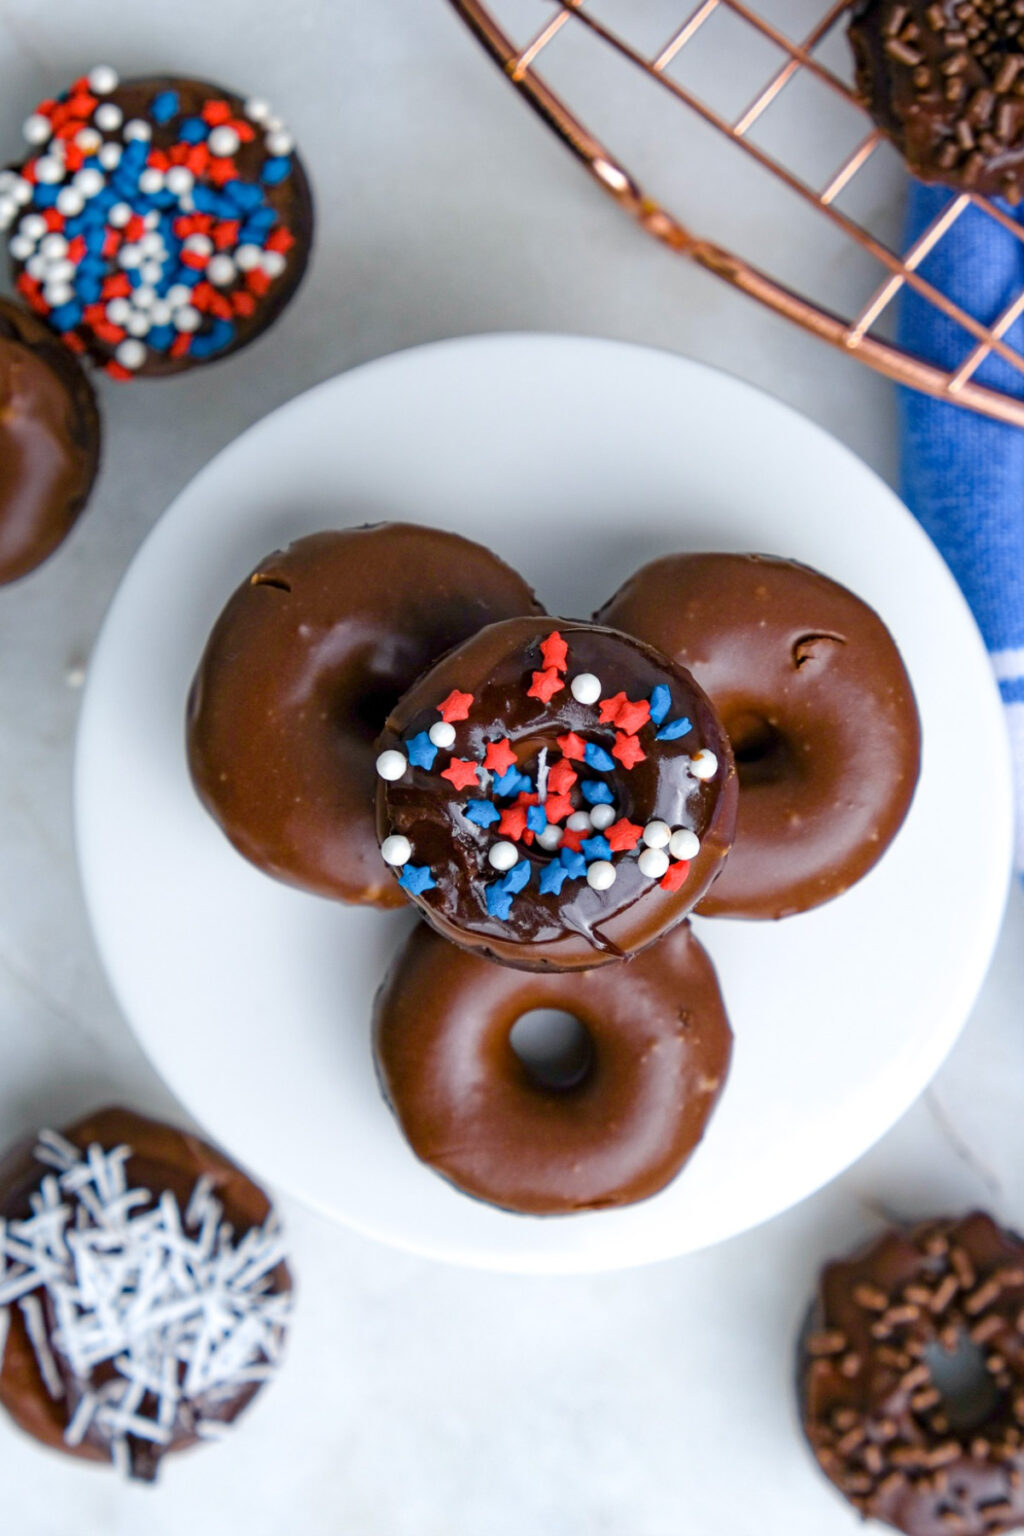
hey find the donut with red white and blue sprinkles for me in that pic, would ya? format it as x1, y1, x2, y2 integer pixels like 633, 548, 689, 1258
374, 616, 738, 971
2, 68, 313, 377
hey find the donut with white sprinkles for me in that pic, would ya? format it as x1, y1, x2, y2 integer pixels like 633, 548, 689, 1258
2, 68, 313, 376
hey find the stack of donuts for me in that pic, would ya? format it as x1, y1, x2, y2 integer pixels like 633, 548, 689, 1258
187, 523, 921, 1216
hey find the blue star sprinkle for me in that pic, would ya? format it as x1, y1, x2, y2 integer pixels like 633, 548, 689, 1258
526, 804, 548, 835
539, 863, 570, 896
580, 780, 614, 805
583, 743, 615, 773
559, 848, 587, 880
655, 716, 693, 741
398, 864, 436, 896
406, 731, 438, 770
581, 834, 612, 862
465, 800, 501, 828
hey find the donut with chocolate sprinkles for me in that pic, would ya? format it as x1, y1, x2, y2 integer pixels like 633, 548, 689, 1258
848, 0, 1024, 196
799, 1213, 1024, 1535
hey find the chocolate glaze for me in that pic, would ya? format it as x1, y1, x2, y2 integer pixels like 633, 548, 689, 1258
0, 299, 100, 584
187, 525, 543, 906
596, 553, 920, 920
375, 616, 738, 970
799, 1213, 1024, 1536
7, 76, 314, 376
373, 920, 732, 1214
848, 0, 1024, 197
0, 1106, 289, 1480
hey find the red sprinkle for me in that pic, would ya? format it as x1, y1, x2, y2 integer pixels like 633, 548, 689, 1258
539, 631, 568, 672
599, 692, 628, 725
527, 668, 564, 704
561, 827, 585, 853
201, 100, 233, 125
612, 733, 646, 770
231, 291, 257, 318
606, 819, 643, 853
246, 269, 272, 297
170, 334, 193, 360
43, 209, 64, 232
104, 362, 134, 382
441, 758, 480, 792
438, 689, 474, 723
484, 739, 517, 776
614, 698, 651, 735
213, 219, 241, 250
556, 732, 586, 762
499, 806, 528, 841
92, 321, 126, 344
543, 793, 573, 823
207, 156, 237, 187
660, 860, 690, 893
60, 330, 86, 353
101, 273, 131, 299
546, 760, 577, 796
266, 226, 296, 253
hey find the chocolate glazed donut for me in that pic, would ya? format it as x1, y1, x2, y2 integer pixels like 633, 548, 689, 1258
597, 553, 921, 919
372, 921, 732, 1214
187, 524, 543, 907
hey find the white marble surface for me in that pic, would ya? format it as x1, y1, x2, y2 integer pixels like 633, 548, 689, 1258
0, 1, 1021, 1531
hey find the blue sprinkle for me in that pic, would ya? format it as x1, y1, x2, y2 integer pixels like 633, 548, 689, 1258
398, 864, 436, 896
649, 685, 672, 726
248, 206, 278, 232
559, 848, 587, 880
406, 731, 438, 771
85, 227, 107, 254
191, 184, 225, 214
539, 863, 569, 896
150, 90, 180, 123
583, 743, 615, 773
49, 302, 82, 331
76, 278, 102, 304
526, 804, 548, 835
656, 716, 693, 741
146, 325, 175, 352
581, 834, 612, 862
224, 179, 265, 211
494, 767, 530, 798
464, 800, 500, 828
501, 859, 531, 896
580, 781, 614, 805
485, 883, 514, 921
261, 156, 292, 185
32, 185, 58, 207
180, 116, 209, 143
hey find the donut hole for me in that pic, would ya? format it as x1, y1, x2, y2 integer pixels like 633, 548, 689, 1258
346, 684, 401, 744
724, 710, 791, 787
922, 1332, 1002, 1433
509, 1009, 594, 1091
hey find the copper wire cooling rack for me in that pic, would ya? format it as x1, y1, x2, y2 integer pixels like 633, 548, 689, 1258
449, 0, 1024, 426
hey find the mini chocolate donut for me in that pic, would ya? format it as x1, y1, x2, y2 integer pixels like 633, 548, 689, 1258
0, 1106, 291, 1481
374, 616, 737, 969
187, 524, 543, 907
848, 0, 1024, 198
596, 553, 920, 919
2, 68, 313, 377
373, 919, 732, 1214
0, 298, 100, 584
799, 1213, 1024, 1535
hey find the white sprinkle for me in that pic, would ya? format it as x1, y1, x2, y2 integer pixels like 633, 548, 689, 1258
19, 212, 47, 241
174, 305, 201, 333
19, 1295, 64, 1399
125, 311, 152, 338
149, 299, 173, 327
642, 820, 671, 849
536, 823, 563, 851
75, 127, 103, 154
87, 65, 119, 94
139, 260, 164, 286
55, 187, 85, 218
42, 281, 73, 308
245, 97, 271, 123
131, 284, 156, 310
94, 102, 123, 132
669, 828, 700, 860
34, 156, 64, 184
138, 168, 164, 195
165, 166, 193, 196
586, 860, 616, 891
381, 834, 412, 867
123, 118, 152, 142
0, 197, 17, 231
261, 250, 287, 279
488, 841, 519, 872
208, 125, 241, 158
8, 234, 34, 260
638, 847, 670, 880
143, 210, 160, 230
98, 143, 122, 171
64, 1391, 99, 1448
139, 231, 164, 257
234, 243, 263, 272
566, 811, 591, 832
207, 254, 236, 287
74, 167, 105, 198
428, 721, 456, 749
115, 339, 147, 370
690, 749, 719, 781
108, 202, 133, 229
12, 177, 31, 206
375, 749, 407, 782
536, 746, 549, 803
164, 283, 192, 309
40, 232, 68, 260
46, 253, 76, 280
22, 114, 51, 146
570, 673, 602, 705
265, 115, 285, 134
266, 128, 294, 157
183, 233, 213, 259
106, 297, 131, 325
589, 803, 616, 831
25, 253, 47, 280
117, 243, 142, 269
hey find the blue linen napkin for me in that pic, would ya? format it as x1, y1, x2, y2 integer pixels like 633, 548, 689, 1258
898, 180, 1024, 873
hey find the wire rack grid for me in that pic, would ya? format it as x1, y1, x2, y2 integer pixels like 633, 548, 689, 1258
449, 0, 1024, 426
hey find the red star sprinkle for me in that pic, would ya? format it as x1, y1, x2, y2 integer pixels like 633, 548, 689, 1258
543, 793, 573, 823
440, 758, 480, 791
598, 692, 628, 725
484, 739, 517, 775
546, 760, 577, 796
660, 860, 691, 893
499, 806, 528, 841
560, 826, 586, 852
438, 690, 474, 723
515, 791, 539, 806
556, 732, 586, 761
539, 631, 569, 672
527, 668, 564, 704
615, 698, 651, 735
612, 732, 647, 769
606, 819, 643, 853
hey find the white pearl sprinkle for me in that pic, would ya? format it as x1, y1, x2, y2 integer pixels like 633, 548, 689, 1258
94, 102, 123, 132
139, 260, 164, 285
586, 860, 617, 891
40, 232, 68, 260
22, 114, 51, 146
638, 847, 670, 880
44, 258, 75, 284
208, 125, 241, 158
108, 202, 133, 229
245, 97, 271, 123
8, 233, 33, 260
488, 841, 519, 872
669, 828, 700, 861
0, 197, 18, 231
98, 143, 122, 170
266, 128, 294, 156
88, 65, 119, 94
75, 127, 102, 154
690, 749, 719, 781
375, 749, 407, 782
234, 243, 263, 272
206, 254, 236, 287
183, 233, 213, 258
642, 820, 671, 849
19, 213, 46, 241
149, 299, 173, 327
589, 803, 616, 831
138, 168, 164, 195
42, 281, 73, 308
261, 249, 287, 279
34, 156, 64, 185
165, 166, 193, 196
570, 673, 602, 705
115, 339, 147, 370
55, 187, 85, 218
118, 244, 143, 270
536, 824, 563, 851
381, 834, 412, 867
131, 284, 156, 310
173, 305, 201, 333
265, 115, 285, 133
165, 284, 192, 309
106, 297, 131, 325
25, 254, 48, 280
74, 167, 105, 198
11, 178, 31, 206
143, 210, 160, 230
139, 232, 164, 257
123, 119, 152, 142
126, 310, 152, 338
566, 811, 591, 832
428, 721, 456, 749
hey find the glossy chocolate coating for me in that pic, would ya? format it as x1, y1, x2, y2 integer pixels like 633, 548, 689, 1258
596, 553, 920, 919
373, 920, 732, 1214
848, 0, 1024, 197
375, 616, 738, 970
187, 525, 543, 906
799, 1214, 1024, 1535
0, 300, 100, 584
0, 1106, 289, 1480
7, 76, 314, 377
